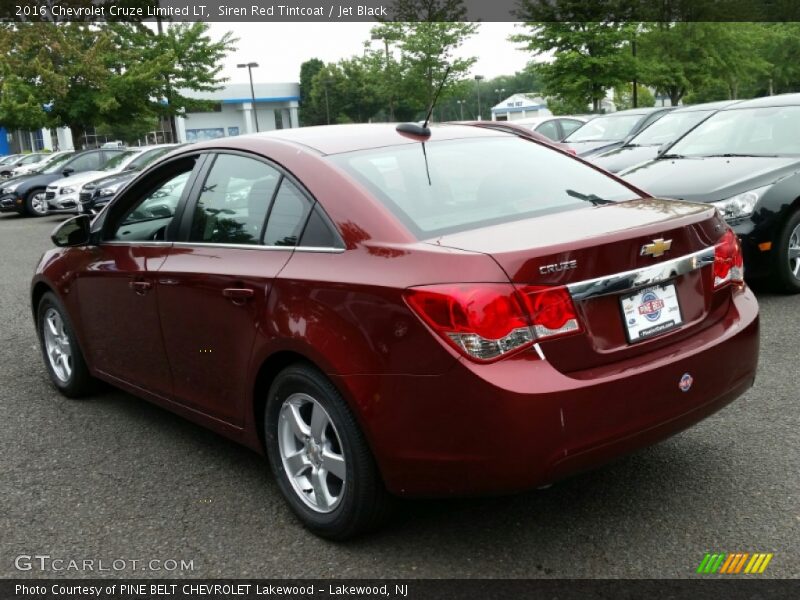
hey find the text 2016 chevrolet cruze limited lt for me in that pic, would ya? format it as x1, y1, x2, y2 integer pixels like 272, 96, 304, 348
32, 124, 759, 539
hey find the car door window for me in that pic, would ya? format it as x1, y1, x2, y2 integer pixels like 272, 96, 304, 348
188, 154, 281, 245
110, 170, 193, 242
535, 120, 560, 141
263, 179, 312, 247
560, 119, 584, 138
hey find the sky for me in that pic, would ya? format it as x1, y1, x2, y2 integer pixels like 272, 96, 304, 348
207, 22, 533, 85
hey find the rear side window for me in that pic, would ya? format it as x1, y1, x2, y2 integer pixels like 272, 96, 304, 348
329, 137, 641, 238
189, 154, 281, 245
263, 180, 311, 247
300, 205, 342, 248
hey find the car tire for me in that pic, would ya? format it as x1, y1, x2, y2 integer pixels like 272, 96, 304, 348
24, 188, 48, 217
264, 363, 392, 540
37, 292, 96, 397
771, 209, 800, 294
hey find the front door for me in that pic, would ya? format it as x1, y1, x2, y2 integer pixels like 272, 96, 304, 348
76, 157, 199, 398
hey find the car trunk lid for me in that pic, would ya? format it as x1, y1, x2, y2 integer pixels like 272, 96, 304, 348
426, 198, 730, 373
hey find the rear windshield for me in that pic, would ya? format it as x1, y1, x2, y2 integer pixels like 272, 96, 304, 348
329, 137, 641, 238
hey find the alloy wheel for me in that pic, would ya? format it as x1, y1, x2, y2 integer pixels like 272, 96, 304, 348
30, 192, 48, 215
43, 307, 73, 382
277, 392, 346, 513
789, 222, 800, 281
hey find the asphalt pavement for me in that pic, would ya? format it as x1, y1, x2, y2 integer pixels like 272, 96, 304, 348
0, 212, 797, 579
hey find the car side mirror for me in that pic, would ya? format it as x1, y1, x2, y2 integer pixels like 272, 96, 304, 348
51, 215, 92, 247
62, 168, 75, 177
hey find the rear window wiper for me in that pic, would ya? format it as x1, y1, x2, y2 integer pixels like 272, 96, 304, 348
566, 189, 615, 206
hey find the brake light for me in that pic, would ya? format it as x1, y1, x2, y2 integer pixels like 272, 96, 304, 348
713, 229, 744, 288
404, 283, 580, 362
518, 286, 582, 339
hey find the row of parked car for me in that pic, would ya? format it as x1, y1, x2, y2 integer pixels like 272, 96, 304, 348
0, 144, 182, 218
509, 95, 800, 293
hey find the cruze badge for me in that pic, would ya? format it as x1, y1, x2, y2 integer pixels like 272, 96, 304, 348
641, 238, 673, 258
539, 259, 577, 275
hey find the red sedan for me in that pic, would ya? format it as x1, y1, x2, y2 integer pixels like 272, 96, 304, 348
32, 124, 759, 539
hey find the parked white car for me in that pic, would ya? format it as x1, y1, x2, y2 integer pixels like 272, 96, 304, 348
11, 151, 73, 177
45, 147, 152, 213
1, 153, 49, 178
510, 115, 589, 142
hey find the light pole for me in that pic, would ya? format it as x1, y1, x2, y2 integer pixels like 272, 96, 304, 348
456, 99, 465, 120
237, 62, 260, 132
494, 88, 506, 102
474, 75, 484, 120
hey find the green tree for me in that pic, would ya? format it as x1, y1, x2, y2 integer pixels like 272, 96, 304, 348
0, 21, 235, 146
372, 1, 478, 119
512, 18, 636, 112
299, 58, 325, 125
636, 22, 767, 106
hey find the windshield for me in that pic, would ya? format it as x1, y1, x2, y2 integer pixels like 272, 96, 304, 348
100, 150, 138, 171
329, 137, 641, 238
19, 154, 45, 165
127, 147, 173, 171
0, 155, 19, 166
669, 105, 800, 157
565, 114, 643, 142
630, 110, 713, 146
41, 153, 76, 173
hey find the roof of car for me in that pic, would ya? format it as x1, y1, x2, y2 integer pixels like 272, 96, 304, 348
605, 106, 672, 117
723, 93, 800, 109
672, 100, 742, 112
201, 123, 508, 155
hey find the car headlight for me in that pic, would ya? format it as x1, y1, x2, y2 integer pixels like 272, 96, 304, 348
98, 184, 121, 197
2, 183, 19, 194
711, 185, 771, 222
60, 187, 75, 195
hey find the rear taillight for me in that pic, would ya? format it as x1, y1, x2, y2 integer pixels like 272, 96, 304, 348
517, 286, 582, 339
404, 283, 580, 362
714, 229, 744, 288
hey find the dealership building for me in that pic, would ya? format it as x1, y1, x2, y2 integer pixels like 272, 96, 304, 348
176, 82, 300, 142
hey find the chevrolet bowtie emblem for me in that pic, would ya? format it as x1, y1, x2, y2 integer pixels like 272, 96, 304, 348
641, 238, 673, 258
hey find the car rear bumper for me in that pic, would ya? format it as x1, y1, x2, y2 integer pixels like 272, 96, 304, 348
334, 287, 759, 496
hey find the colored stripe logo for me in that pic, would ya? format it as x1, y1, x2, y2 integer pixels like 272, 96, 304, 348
697, 552, 773, 574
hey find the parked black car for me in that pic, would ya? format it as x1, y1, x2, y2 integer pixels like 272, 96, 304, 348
564, 106, 674, 157
79, 144, 183, 215
621, 93, 800, 293
0, 148, 124, 216
591, 101, 740, 173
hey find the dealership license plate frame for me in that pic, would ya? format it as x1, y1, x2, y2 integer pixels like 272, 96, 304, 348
620, 281, 683, 343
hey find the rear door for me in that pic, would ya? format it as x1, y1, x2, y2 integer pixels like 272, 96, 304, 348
155, 152, 315, 425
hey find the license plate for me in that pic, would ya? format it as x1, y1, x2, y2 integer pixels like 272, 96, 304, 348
620, 283, 683, 343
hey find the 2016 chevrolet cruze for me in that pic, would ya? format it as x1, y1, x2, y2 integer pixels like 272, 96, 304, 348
32, 124, 759, 539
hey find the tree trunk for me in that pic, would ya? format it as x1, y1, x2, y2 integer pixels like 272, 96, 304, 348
69, 124, 84, 150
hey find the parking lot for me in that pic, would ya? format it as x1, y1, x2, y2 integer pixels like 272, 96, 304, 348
0, 212, 797, 579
